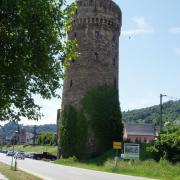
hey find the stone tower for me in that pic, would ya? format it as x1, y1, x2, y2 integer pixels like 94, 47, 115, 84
61, 0, 122, 111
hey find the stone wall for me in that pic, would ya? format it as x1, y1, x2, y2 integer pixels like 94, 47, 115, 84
61, 0, 122, 111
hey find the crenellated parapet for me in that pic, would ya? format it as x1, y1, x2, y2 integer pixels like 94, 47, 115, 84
72, 17, 120, 32
73, 0, 122, 33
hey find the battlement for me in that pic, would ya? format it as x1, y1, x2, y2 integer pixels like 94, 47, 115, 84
76, 0, 122, 21
72, 16, 120, 31
77, 0, 121, 14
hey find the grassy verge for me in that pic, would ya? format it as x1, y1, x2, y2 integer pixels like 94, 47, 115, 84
1, 145, 57, 155
0, 162, 42, 180
54, 158, 180, 180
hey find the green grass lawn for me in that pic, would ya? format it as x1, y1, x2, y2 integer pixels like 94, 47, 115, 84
1, 145, 57, 155
55, 157, 180, 180
0, 162, 42, 180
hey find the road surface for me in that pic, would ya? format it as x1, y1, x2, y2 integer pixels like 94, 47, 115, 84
0, 153, 156, 180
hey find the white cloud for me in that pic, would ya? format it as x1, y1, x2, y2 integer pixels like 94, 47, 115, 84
121, 16, 154, 36
175, 48, 180, 56
169, 27, 180, 34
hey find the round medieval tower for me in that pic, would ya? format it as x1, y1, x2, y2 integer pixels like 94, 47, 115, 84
62, 0, 122, 110
60, 0, 122, 157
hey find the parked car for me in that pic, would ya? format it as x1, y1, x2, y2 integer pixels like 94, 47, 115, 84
0, 150, 8, 154
14, 152, 25, 159
6, 151, 16, 156
33, 152, 57, 160
24, 152, 35, 158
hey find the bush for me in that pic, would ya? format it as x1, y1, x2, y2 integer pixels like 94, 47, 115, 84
151, 128, 180, 162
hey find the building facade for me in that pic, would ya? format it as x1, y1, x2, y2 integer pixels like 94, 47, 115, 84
61, 0, 122, 111
123, 124, 157, 143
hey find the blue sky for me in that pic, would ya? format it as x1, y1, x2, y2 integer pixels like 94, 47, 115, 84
1, 0, 180, 126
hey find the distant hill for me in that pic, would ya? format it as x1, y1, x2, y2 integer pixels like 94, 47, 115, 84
0, 122, 56, 137
122, 100, 180, 125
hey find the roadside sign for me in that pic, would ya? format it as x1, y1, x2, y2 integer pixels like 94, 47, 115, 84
113, 142, 122, 150
123, 143, 140, 160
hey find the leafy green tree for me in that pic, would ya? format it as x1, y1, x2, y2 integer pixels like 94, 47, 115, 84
151, 127, 180, 162
38, 131, 55, 145
0, 0, 77, 121
82, 85, 123, 154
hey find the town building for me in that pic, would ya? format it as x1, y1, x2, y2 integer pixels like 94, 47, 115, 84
123, 123, 159, 143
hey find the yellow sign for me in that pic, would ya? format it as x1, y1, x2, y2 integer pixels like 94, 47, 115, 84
113, 142, 122, 150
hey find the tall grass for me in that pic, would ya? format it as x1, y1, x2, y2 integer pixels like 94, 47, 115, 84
55, 158, 180, 180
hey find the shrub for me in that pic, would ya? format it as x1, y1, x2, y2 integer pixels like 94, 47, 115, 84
151, 127, 180, 162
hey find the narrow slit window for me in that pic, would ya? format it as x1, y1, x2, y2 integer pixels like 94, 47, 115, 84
114, 77, 116, 89
95, 31, 99, 39
94, 52, 98, 61
113, 58, 116, 66
113, 35, 116, 42
74, 32, 77, 38
70, 80, 73, 88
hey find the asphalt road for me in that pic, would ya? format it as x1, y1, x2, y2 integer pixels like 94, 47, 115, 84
0, 153, 155, 180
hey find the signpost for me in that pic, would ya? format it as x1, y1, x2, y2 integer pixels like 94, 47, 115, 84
113, 141, 122, 168
122, 143, 140, 160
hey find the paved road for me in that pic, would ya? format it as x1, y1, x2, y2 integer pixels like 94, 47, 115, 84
0, 153, 155, 180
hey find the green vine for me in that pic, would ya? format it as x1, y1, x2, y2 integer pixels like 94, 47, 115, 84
59, 85, 123, 159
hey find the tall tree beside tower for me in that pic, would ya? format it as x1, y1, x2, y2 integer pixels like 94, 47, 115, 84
0, 0, 77, 122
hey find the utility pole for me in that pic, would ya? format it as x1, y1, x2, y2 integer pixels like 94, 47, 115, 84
160, 94, 167, 131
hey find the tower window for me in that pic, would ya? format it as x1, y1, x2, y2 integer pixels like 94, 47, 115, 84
95, 31, 99, 39
70, 80, 73, 88
94, 52, 98, 61
75, 9, 78, 15
113, 35, 116, 42
72, 59, 75, 63
74, 32, 77, 38
114, 77, 116, 89
113, 58, 116, 66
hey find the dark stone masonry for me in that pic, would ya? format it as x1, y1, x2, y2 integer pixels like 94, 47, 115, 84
61, 0, 122, 111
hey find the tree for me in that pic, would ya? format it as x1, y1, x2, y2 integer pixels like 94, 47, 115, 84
0, 0, 77, 121
151, 127, 180, 162
38, 131, 55, 145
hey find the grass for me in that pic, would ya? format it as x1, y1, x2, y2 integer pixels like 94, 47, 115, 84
1, 145, 57, 155
54, 157, 180, 180
0, 162, 42, 180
